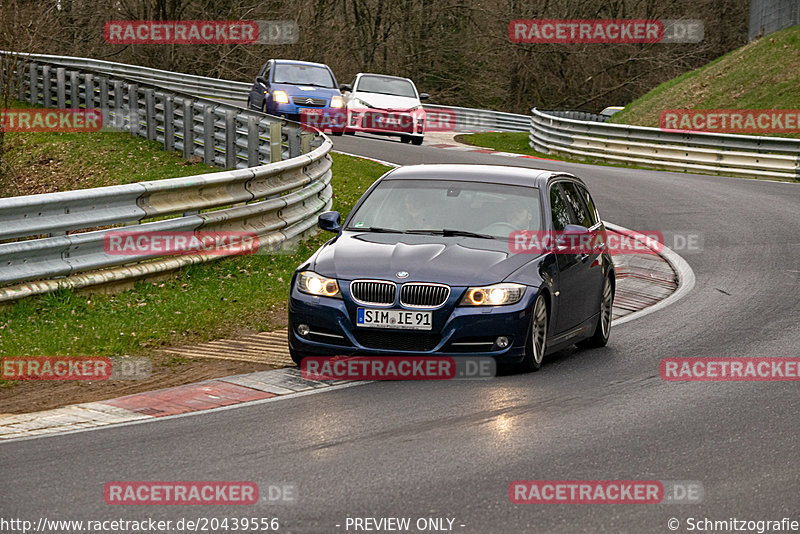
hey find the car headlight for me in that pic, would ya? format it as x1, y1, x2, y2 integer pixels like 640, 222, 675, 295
272, 90, 289, 104
330, 95, 344, 108
297, 271, 341, 298
459, 283, 526, 306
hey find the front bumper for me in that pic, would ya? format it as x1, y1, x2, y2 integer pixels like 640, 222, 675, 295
347, 109, 425, 136
288, 282, 537, 364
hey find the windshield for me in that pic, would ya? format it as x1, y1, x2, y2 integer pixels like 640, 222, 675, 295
345, 179, 542, 238
273, 64, 335, 88
356, 75, 417, 98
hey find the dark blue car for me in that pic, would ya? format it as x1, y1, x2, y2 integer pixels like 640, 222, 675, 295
288, 164, 615, 372
247, 59, 345, 134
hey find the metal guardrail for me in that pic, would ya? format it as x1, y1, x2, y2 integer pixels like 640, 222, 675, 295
6, 53, 533, 132
422, 104, 530, 132
530, 108, 800, 180
0, 53, 333, 303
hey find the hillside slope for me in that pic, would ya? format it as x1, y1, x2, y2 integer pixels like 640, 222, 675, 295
610, 24, 800, 128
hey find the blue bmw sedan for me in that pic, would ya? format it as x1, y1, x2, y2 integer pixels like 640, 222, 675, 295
288, 164, 615, 372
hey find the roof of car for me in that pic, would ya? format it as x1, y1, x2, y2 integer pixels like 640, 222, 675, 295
381, 164, 574, 188
356, 73, 413, 82
271, 59, 331, 68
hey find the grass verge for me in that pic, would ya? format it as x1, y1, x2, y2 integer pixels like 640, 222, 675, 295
609, 25, 800, 137
0, 153, 387, 359
1, 98, 220, 197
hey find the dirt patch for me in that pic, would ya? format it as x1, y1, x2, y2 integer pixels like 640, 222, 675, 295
0, 307, 291, 415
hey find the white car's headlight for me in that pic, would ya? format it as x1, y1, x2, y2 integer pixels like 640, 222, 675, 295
459, 283, 526, 306
330, 95, 344, 108
297, 271, 341, 298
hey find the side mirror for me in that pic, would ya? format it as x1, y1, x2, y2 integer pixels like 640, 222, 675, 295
419, 93, 430, 101
256, 76, 268, 88
339, 83, 352, 92
563, 224, 590, 234
318, 211, 342, 233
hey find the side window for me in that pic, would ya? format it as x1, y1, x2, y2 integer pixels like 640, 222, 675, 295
259, 62, 271, 80
578, 185, 600, 227
561, 182, 593, 228
549, 184, 574, 231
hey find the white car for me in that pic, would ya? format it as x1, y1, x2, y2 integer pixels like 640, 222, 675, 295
340, 73, 429, 145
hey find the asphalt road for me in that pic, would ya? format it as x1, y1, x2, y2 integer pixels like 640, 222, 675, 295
2, 133, 799, 533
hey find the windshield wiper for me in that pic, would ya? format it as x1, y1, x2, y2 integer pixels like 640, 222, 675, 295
351, 226, 404, 233
274, 81, 333, 88
406, 229, 495, 239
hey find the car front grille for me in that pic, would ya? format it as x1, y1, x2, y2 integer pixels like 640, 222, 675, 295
399, 283, 450, 308
350, 280, 397, 305
293, 96, 327, 107
354, 331, 440, 352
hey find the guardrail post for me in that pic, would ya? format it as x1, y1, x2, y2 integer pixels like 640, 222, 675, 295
112, 80, 124, 130
288, 128, 301, 158
29, 62, 38, 105
98, 77, 109, 128
301, 133, 313, 154
202, 105, 215, 164
144, 89, 156, 140
42, 65, 52, 107
164, 95, 175, 152
183, 99, 194, 159
84, 74, 94, 109
128, 83, 139, 135
56, 68, 66, 108
247, 116, 259, 166
69, 70, 80, 108
269, 122, 282, 162
224, 109, 236, 168
15, 62, 26, 101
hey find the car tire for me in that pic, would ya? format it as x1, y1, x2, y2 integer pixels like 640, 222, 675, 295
577, 276, 614, 349
345, 130, 356, 135
400, 135, 412, 143
519, 293, 548, 373
289, 348, 308, 366
331, 130, 344, 137
411, 136, 424, 146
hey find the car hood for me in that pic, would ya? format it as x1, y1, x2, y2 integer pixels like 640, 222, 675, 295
272, 82, 341, 99
310, 232, 538, 286
351, 92, 421, 111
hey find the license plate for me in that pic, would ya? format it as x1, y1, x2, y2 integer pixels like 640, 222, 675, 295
357, 308, 432, 330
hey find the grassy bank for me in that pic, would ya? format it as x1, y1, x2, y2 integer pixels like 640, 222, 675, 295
1, 99, 219, 197
0, 153, 388, 360
610, 25, 800, 137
